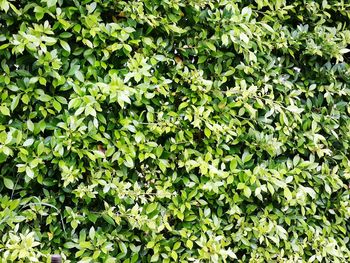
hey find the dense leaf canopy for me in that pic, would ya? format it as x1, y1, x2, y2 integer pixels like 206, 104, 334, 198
0, 0, 350, 262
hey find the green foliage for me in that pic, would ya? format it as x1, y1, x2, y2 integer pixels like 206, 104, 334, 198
0, 0, 350, 262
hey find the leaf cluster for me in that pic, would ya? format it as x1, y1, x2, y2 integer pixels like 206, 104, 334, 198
0, 0, 350, 262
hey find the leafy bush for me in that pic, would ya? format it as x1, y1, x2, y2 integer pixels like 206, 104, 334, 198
1, 0, 350, 262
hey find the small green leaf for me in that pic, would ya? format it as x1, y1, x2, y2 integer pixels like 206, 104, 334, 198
287, 105, 304, 114
146, 203, 157, 214
27, 119, 34, 132
47, 0, 57, 7
60, 39, 71, 52
53, 100, 62, 112
124, 155, 134, 168
177, 211, 184, 221
198, 56, 207, 63
206, 42, 216, 51
0, 105, 10, 116
284, 187, 292, 201
3, 177, 14, 190
26, 166, 34, 179
85, 105, 96, 117
240, 32, 249, 43
135, 132, 144, 143
89, 227, 95, 240
119, 241, 128, 255
267, 183, 275, 195
75, 70, 85, 82
339, 48, 350, 54
173, 242, 181, 251
23, 138, 34, 147
242, 151, 253, 163
243, 186, 252, 198
11, 95, 21, 111
186, 239, 193, 249
221, 34, 229, 45
204, 128, 211, 138
102, 214, 115, 226
171, 251, 178, 261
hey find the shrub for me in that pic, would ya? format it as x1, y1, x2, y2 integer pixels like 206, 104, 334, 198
0, 0, 350, 262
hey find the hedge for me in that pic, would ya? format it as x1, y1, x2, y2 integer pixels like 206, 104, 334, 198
0, 0, 350, 262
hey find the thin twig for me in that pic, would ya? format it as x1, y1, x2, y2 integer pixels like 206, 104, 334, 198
20, 199, 66, 234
